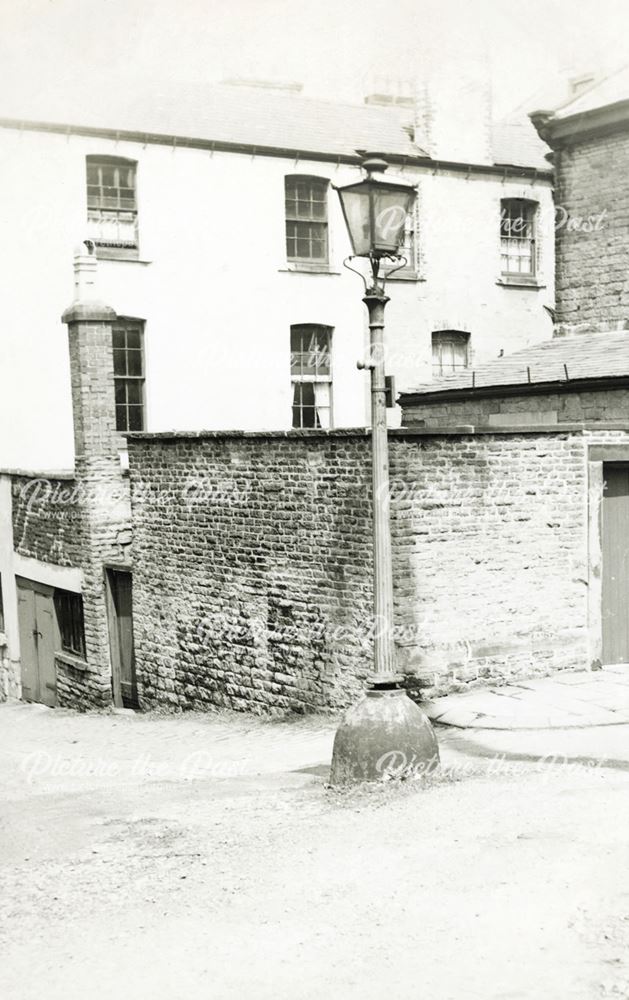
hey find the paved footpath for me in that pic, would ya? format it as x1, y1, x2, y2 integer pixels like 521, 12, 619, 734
424, 664, 629, 730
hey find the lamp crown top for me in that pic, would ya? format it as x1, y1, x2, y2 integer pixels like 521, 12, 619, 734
361, 155, 389, 176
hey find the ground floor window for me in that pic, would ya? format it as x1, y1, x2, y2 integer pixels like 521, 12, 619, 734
432, 330, 471, 377
54, 589, 86, 659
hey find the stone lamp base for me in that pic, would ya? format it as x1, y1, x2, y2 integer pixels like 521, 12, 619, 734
329, 687, 439, 787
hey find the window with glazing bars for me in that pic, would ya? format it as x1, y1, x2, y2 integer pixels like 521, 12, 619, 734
113, 320, 145, 432
395, 199, 418, 273
291, 325, 332, 428
54, 589, 86, 659
432, 331, 470, 377
86, 156, 138, 252
285, 176, 329, 263
500, 199, 537, 275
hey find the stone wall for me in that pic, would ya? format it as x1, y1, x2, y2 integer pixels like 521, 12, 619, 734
0, 631, 13, 701
12, 475, 86, 568
402, 388, 629, 428
390, 430, 588, 697
10, 468, 131, 709
127, 426, 605, 714
128, 431, 374, 714
6, 296, 133, 710
554, 127, 629, 333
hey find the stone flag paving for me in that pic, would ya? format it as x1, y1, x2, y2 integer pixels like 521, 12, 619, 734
424, 664, 629, 730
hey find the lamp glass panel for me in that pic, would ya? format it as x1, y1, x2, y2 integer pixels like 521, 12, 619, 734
337, 187, 372, 256
372, 189, 415, 253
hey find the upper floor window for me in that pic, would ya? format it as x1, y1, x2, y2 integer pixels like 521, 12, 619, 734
113, 319, 145, 432
400, 209, 417, 270
54, 589, 86, 659
290, 324, 332, 428
377, 197, 419, 280
285, 176, 329, 265
86, 156, 138, 257
432, 331, 470, 377
500, 199, 537, 276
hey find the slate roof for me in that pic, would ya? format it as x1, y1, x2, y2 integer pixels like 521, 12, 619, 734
0, 82, 550, 171
403, 331, 629, 399
0, 84, 427, 160
552, 62, 629, 120
491, 117, 551, 170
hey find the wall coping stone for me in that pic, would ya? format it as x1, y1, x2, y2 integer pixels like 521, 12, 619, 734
62, 302, 117, 324
2, 468, 76, 480
124, 423, 629, 445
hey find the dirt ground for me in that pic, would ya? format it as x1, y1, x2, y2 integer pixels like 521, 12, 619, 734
2, 702, 629, 1000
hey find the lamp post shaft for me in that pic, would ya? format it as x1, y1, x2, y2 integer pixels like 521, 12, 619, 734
328, 271, 440, 787
364, 290, 398, 684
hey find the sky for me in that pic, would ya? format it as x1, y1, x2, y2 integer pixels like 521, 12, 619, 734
1, 0, 629, 120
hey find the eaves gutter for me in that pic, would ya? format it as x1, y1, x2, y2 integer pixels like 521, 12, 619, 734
0, 117, 553, 182
531, 99, 629, 147
400, 374, 629, 407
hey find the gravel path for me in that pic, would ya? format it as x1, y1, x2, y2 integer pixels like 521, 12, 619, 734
1, 703, 629, 1000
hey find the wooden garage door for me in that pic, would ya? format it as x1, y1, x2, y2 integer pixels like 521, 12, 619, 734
17, 578, 57, 707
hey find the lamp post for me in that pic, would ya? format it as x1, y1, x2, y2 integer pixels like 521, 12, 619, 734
329, 156, 439, 786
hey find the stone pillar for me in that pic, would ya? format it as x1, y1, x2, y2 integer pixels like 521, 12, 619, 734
60, 246, 131, 709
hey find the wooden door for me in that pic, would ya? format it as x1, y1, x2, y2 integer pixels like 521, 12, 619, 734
16, 579, 57, 706
17, 584, 38, 702
602, 465, 629, 664
106, 570, 137, 708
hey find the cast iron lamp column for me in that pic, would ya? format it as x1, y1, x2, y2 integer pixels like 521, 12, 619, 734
364, 286, 396, 680
329, 158, 439, 786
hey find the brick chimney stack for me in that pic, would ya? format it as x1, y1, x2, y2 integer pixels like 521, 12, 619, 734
60, 247, 132, 710
62, 246, 118, 459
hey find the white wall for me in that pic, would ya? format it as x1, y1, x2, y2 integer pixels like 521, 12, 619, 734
387, 169, 555, 394
0, 125, 554, 470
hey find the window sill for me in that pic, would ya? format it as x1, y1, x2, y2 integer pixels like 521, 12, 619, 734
279, 264, 341, 275
432, 371, 471, 381
97, 253, 152, 265
55, 650, 88, 672
497, 275, 545, 289
387, 271, 425, 282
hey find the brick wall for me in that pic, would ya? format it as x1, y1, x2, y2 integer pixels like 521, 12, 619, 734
402, 388, 629, 427
127, 425, 606, 714
554, 127, 629, 332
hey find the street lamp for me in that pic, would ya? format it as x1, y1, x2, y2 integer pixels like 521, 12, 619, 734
329, 156, 439, 786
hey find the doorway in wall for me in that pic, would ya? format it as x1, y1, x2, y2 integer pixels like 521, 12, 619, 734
105, 568, 137, 707
601, 464, 629, 664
